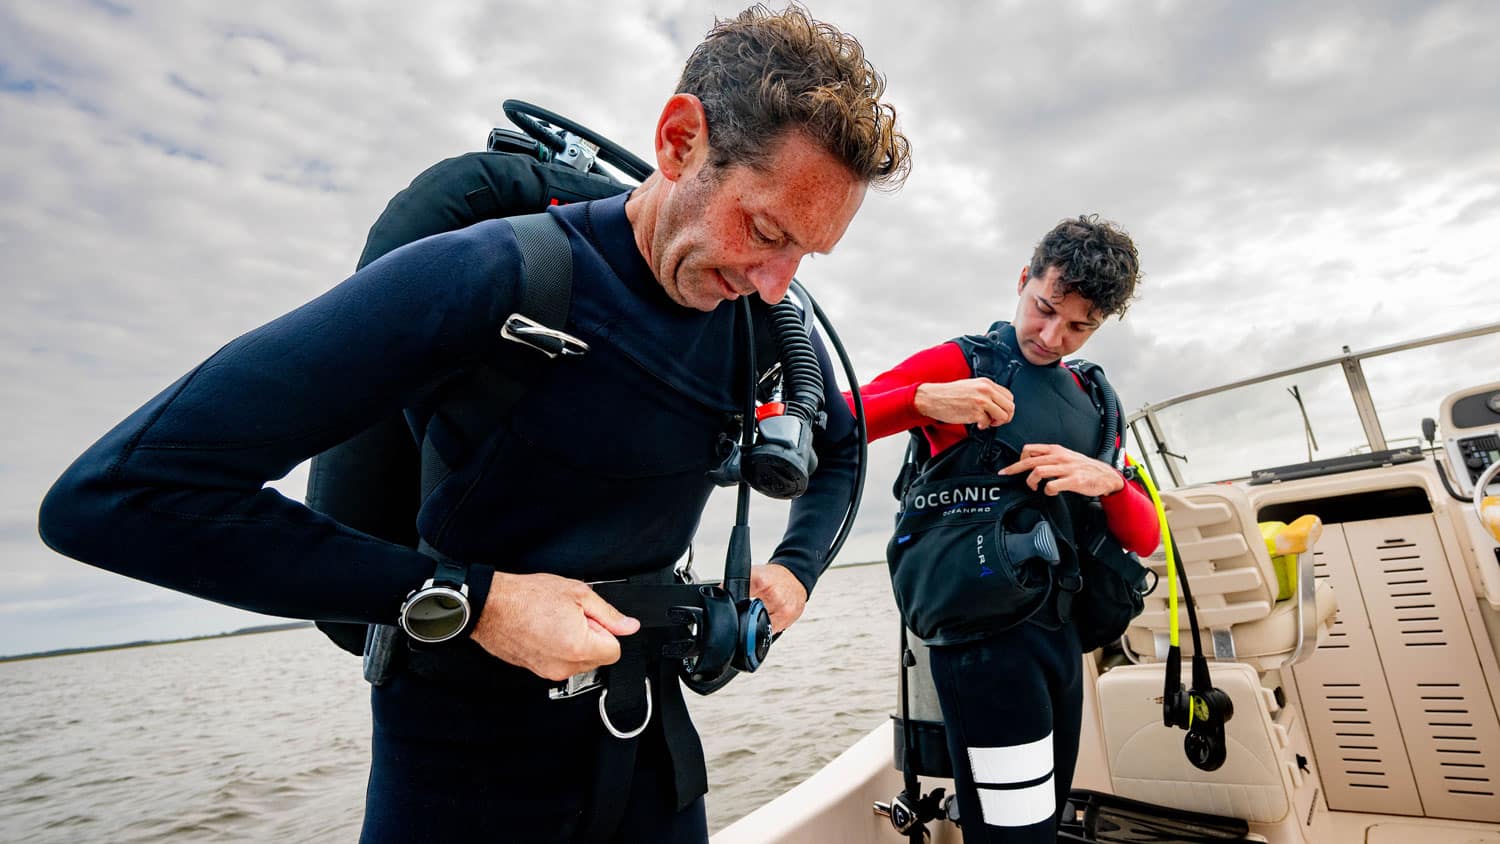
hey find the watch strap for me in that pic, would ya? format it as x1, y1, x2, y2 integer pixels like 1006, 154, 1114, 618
416, 538, 469, 589
411, 540, 493, 642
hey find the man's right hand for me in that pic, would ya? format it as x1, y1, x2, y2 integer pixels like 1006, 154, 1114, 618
913, 378, 1016, 429
469, 571, 640, 682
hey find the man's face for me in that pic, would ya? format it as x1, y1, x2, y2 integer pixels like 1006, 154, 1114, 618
1011, 265, 1104, 365
650, 131, 866, 312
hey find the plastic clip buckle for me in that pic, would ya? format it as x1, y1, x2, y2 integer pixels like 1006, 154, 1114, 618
501, 313, 589, 359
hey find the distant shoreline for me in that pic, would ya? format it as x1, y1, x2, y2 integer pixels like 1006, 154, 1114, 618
0, 621, 315, 663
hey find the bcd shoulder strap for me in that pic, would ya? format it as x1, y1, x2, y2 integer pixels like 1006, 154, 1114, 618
418, 211, 581, 503
363, 211, 581, 684
312, 148, 627, 658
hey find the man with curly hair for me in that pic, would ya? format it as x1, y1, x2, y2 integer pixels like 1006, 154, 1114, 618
851, 216, 1160, 843
41, 5, 908, 841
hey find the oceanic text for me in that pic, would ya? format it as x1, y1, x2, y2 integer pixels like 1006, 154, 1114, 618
912, 486, 1004, 510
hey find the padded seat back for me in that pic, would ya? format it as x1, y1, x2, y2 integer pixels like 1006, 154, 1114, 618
1124, 483, 1336, 671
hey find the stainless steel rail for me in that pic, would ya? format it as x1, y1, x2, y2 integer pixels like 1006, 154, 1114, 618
1126, 321, 1500, 487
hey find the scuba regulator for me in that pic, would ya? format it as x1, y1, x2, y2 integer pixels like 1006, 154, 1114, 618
498, 100, 867, 695
1128, 456, 1234, 771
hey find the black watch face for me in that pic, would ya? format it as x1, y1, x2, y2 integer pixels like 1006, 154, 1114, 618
402, 589, 469, 642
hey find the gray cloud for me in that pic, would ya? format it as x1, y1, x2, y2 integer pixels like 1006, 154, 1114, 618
3, 0, 1498, 654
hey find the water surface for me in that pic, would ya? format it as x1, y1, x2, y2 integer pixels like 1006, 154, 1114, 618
0, 563, 899, 841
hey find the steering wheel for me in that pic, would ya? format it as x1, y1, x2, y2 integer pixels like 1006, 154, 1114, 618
503, 99, 654, 183
1474, 459, 1500, 542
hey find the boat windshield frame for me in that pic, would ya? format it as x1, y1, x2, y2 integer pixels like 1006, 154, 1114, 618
1125, 320, 1500, 488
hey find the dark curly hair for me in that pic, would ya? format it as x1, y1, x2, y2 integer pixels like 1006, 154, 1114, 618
1029, 215, 1141, 317
677, 3, 911, 190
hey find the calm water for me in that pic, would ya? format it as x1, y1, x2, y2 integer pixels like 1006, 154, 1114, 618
0, 563, 899, 842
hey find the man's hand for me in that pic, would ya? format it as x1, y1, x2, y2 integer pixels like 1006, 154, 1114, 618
914, 378, 1015, 429
750, 563, 808, 633
469, 571, 640, 682
999, 443, 1125, 497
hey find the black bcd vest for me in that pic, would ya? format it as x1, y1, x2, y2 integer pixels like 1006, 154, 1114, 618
888, 321, 1150, 649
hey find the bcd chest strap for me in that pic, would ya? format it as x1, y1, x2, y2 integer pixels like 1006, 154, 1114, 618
960, 322, 1105, 470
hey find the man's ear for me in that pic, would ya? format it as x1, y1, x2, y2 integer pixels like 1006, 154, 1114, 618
654, 93, 709, 182
1017, 266, 1030, 296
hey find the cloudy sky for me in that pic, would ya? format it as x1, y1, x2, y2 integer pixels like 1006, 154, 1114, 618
3, 0, 1498, 656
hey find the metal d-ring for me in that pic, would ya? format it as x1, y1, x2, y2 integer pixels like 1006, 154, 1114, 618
598, 678, 652, 740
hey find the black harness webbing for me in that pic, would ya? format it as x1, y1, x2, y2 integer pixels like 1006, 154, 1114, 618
580, 570, 708, 840
510, 212, 573, 328
418, 212, 576, 503
366, 212, 580, 686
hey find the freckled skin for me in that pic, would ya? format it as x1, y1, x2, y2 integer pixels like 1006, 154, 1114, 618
627, 94, 867, 313
1011, 265, 1103, 366
620, 94, 867, 629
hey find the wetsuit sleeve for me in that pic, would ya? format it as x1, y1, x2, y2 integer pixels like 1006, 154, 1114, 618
37, 222, 525, 626
1101, 461, 1160, 556
842, 341, 970, 442
770, 330, 859, 598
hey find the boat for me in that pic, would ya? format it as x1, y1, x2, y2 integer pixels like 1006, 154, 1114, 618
713, 320, 1500, 843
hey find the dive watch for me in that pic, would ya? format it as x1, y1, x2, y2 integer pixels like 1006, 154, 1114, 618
399, 547, 472, 644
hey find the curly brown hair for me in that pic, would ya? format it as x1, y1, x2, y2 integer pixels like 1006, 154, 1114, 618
1029, 215, 1141, 318
677, 3, 911, 190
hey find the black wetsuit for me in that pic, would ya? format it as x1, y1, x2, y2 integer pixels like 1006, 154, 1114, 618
39, 192, 859, 841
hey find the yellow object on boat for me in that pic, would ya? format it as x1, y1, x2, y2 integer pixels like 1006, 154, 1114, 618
1482, 495, 1500, 543
1258, 514, 1323, 601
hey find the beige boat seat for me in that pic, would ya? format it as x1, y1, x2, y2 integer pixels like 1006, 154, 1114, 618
1121, 484, 1338, 673
1097, 661, 1304, 823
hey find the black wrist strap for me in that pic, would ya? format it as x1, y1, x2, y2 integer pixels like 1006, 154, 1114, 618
416, 538, 468, 589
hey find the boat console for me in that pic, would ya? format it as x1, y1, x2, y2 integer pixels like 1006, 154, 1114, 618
1439, 381, 1500, 498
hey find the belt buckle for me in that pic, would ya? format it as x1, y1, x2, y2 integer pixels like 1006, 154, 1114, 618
548, 668, 602, 700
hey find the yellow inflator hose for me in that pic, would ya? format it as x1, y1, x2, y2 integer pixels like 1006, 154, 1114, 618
1126, 454, 1178, 648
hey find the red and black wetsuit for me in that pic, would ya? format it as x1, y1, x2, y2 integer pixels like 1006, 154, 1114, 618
848, 338, 1159, 844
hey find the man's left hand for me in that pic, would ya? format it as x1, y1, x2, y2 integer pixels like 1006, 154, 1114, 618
750, 563, 808, 633
999, 443, 1125, 497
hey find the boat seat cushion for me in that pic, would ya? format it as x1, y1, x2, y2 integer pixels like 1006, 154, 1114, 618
1097, 662, 1296, 823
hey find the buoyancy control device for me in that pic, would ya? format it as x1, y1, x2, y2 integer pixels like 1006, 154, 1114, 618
305, 101, 867, 696
885, 321, 1151, 647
